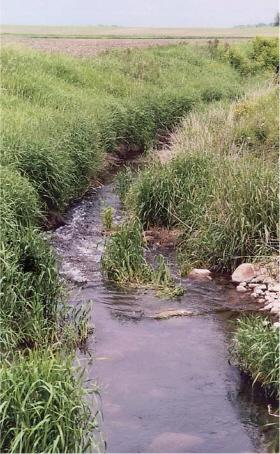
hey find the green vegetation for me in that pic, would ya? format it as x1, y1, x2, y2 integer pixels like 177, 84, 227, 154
126, 85, 278, 271
233, 317, 279, 397
102, 218, 183, 296
1, 42, 245, 348
101, 206, 114, 230
211, 36, 279, 75
0, 38, 278, 451
0, 351, 99, 453
102, 218, 152, 284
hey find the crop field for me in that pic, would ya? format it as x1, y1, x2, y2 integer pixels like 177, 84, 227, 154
1, 24, 278, 37
1, 25, 278, 57
0, 32, 279, 452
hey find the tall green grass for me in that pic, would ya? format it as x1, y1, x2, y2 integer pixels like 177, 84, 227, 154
0, 42, 276, 452
232, 317, 279, 397
0, 43, 246, 347
0, 351, 100, 453
126, 87, 278, 271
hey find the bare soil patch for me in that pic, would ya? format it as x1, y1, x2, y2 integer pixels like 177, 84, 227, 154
1, 36, 187, 57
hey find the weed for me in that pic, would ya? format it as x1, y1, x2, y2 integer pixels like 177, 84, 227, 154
102, 220, 184, 296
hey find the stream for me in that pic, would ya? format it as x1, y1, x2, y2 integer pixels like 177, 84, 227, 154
51, 179, 278, 453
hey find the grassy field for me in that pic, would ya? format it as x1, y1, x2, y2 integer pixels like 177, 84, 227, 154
1, 24, 278, 38
0, 37, 278, 451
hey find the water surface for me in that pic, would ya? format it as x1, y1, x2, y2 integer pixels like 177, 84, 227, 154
52, 182, 277, 453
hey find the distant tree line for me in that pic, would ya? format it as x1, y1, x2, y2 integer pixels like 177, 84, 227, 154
235, 12, 279, 27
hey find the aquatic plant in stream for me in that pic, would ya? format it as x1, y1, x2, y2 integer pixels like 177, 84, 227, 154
102, 218, 152, 284
102, 218, 183, 296
115, 166, 135, 202
101, 206, 114, 231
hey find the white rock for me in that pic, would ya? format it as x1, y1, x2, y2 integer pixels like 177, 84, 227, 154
263, 277, 274, 284
236, 285, 248, 293
232, 263, 256, 283
270, 306, 280, 315
258, 298, 265, 303
240, 281, 247, 287
250, 293, 258, 298
250, 275, 267, 283
255, 284, 267, 291
188, 269, 211, 279
254, 288, 264, 295
273, 322, 280, 329
268, 283, 280, 293
264, 303, 273, 310
248, 283, 259, 289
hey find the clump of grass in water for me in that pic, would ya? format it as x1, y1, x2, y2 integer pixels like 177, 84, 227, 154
115, 166, 135, 202
102, 218, 152, 284
232, 316, 279, 397
102, 218, 183, 296
153, 255, 184, 297
0, 351, 101, 454
101, 205, 114, 231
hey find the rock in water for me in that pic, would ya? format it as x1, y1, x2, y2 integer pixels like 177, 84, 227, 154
152, 309, 194, 320
149, 432, 203, 452
236, 285, 247, 292
188, 268, 211, 280
231, 263, 256, 283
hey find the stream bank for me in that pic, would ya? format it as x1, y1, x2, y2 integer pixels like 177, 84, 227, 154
51, 178, 278, 453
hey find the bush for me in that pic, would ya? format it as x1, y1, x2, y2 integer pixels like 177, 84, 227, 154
217, 37, 279, 74
232, 316, 279, 397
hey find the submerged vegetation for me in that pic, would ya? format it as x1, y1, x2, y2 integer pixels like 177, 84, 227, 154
233, 317, 279, 397
0, 37, 278, 451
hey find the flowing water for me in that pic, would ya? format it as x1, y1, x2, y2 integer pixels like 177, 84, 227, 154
51, 179, 278, 453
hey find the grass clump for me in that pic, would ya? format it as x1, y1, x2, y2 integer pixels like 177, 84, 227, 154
232, 316, 279, 397
102, 218, 152, 284
0, 351, 100, 453
101, 206, 114, 231
102, 218, 183, 296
